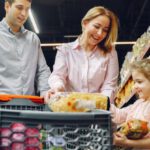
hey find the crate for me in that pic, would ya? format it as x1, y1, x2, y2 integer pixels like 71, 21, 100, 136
0, 109, 112, 150
0, 98, 47, 111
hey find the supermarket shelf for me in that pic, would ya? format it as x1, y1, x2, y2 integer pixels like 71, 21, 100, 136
117, 91, 136, 108
118, 43, 150, 93
118, 73, 131, 93
115, 43, 150, 107
137, 43, 150, 60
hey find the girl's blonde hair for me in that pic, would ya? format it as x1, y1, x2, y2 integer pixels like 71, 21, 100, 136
81, 6, 119, 53
130, 58, 150, 81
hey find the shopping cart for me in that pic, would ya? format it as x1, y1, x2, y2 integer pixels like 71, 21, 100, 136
0, 94, 47, 111
0, 109, 112, 150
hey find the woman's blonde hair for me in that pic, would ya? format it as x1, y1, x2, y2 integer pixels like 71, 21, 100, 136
130, 58, 150, 81
81, 6, 119, 53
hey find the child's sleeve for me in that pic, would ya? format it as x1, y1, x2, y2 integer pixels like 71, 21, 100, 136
110, 104, 133, 125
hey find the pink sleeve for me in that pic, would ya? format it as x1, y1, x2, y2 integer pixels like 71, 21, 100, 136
144, 109, 150, 138
48, 45, 68, 89
100, 49, 119, 103
110, 104, 133, 125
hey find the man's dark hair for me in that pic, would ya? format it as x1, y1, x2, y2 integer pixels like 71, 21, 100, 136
5, 0, 32, 5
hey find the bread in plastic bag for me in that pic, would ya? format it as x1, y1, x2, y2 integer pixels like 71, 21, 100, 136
48, 92, 109, 112
119, 119, 149, 139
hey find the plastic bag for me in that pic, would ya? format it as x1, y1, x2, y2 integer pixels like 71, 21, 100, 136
48, 92, 109, 112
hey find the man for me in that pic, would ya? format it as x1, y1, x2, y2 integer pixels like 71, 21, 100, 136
0, 0, 51, 100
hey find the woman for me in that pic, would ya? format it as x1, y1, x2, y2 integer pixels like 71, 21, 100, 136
48, 6, 119, 103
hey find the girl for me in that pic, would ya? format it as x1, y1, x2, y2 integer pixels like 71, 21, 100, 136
112, 58, 150, 150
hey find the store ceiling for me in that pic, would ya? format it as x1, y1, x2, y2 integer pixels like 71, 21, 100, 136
0, 0, 150, 43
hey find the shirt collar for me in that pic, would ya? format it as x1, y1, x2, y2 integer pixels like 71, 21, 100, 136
72, 37, 81, 50
72, 36, 98, 52
2, 18, 26, 34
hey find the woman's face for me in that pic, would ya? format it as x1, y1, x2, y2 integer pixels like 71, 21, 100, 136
132, 70, 150, 100
82, 15, 110, 48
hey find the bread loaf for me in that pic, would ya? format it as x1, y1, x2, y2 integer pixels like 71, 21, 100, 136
48, 92, 109, 112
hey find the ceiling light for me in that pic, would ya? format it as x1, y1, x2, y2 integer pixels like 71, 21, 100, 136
29, 9, 39, 34
114, 41, 136, 45
40, 41, 136, 47
41, 43, 64, 47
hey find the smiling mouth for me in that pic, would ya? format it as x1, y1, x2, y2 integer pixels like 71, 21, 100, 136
91, 37, 99, 42
92, 35, 103, 41
18, 18, 25, 22
92, 35, 99, 40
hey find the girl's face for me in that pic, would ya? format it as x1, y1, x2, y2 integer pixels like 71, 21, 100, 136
132, 70, 150, 101
82, 15, 110, 48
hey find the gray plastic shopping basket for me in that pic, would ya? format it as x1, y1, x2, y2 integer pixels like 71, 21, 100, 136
0, 109, 112, 150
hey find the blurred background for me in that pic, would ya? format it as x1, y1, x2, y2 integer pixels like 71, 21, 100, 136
0, 0, 150, 70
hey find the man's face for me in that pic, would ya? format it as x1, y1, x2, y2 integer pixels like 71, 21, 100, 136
5, 0, 31, 32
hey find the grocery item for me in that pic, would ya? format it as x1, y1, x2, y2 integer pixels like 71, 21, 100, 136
0, 122, 42, 150
119, 119, 149, 139
48, 92, 109, 112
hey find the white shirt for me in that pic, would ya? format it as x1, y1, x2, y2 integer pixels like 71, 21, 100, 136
0, 19, 51, 96
49, 38, 119, 103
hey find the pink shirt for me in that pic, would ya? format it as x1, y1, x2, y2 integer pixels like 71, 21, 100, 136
48, 39, 119, 103
111, 99, 150, 138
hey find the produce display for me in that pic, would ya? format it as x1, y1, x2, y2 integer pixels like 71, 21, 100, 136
0, 123, 42, 150
48, 92, 109, 112
119, 119, 149, 139
0, 123, 77, 150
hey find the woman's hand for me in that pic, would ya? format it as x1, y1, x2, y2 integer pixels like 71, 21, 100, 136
42, 89, 54, 104
54, 86, 65, 93
44, 87, 65, 104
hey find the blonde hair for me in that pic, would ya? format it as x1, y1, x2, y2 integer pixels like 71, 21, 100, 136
81, 6, 119, 53
130, 58, 150, 81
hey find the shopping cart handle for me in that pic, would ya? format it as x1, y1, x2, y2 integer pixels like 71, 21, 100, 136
0, 94, 44, 104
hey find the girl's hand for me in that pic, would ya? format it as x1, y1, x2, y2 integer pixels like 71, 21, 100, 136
113, 132, 127, 147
